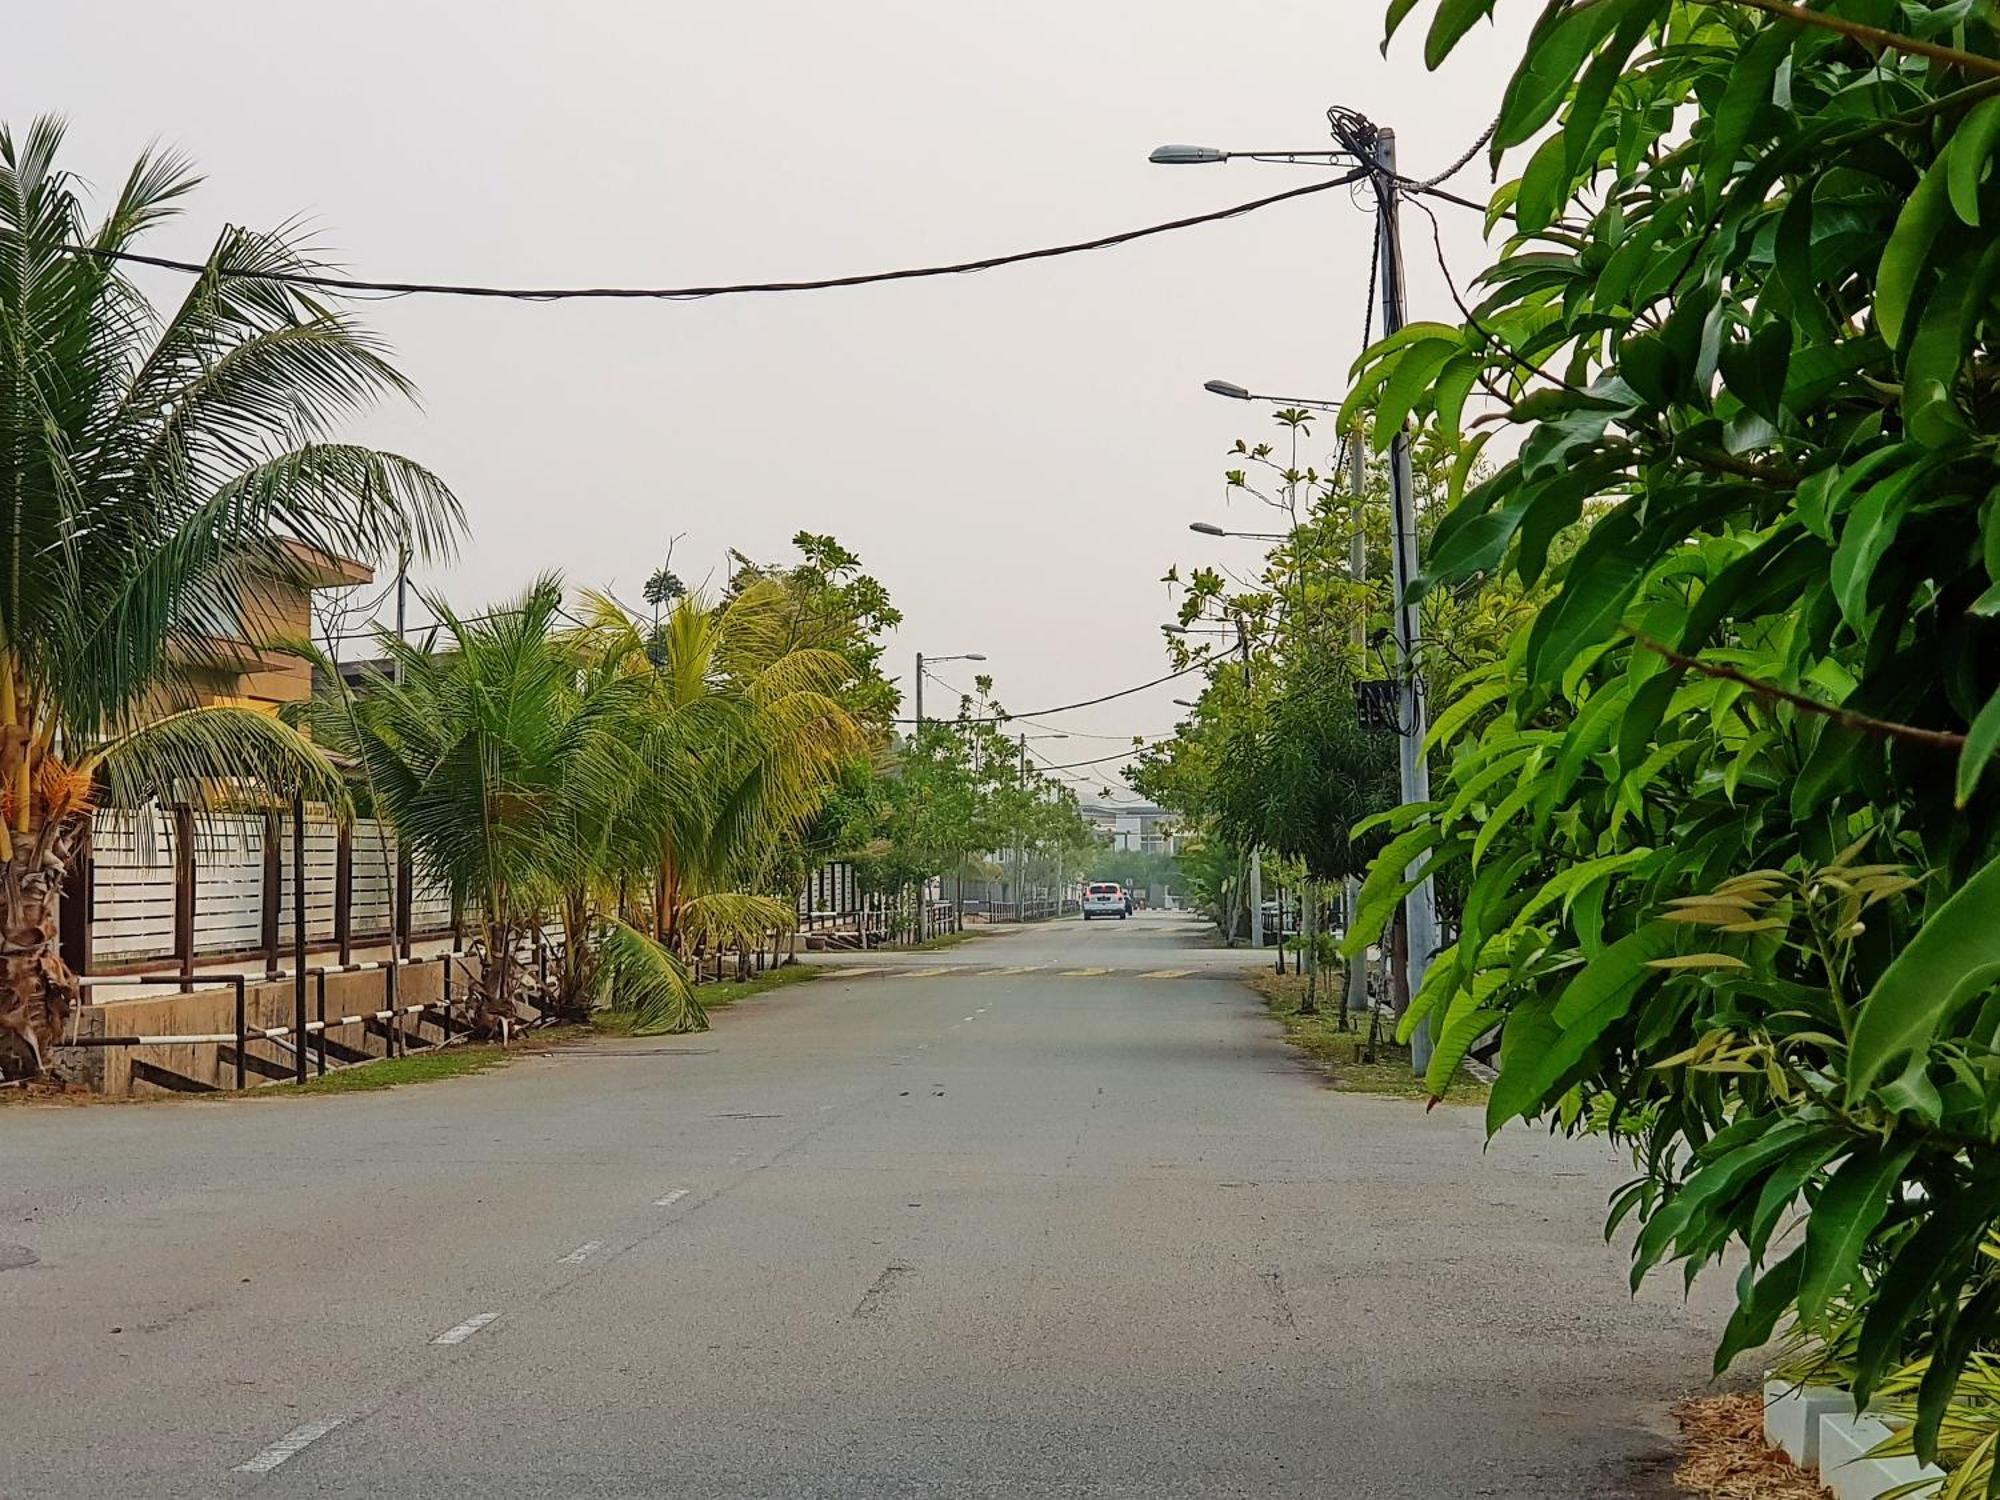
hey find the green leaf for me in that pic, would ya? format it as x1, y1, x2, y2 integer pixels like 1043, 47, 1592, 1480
1342, 823, 1443, 959
1851, 1161, 2000, 1404
1830, 460, 1934, 626
1876, 148, 1954, 347
1798, 1145, 1916, 1328
1471, 776, 1542, 869
1552, 679, 1634, 801
1716, 322, 1793, 426
1425, 1001, 1503, 1095
1703, 24, 1792, 206
1947, 96, 2000, 227
1525, 501, 1648, 687
1958, 687, 2000, 807
1424, 674, 1513, 753
1497, 0, 1642, 151
1516, 849, 1653, 931
1372, 338, 1463, 453
1424, 0, 1497, 70
1515, 132, 1574, 236
1713, 1248, 1804, 1376
1746, 1132, 1845, 1263
1487, 923, 1676, 1130
1848, 854, 2000, 1097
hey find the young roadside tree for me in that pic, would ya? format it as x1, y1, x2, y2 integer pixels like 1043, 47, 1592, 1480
1350, 0, 2000, 1453
0, 120, 461, 1076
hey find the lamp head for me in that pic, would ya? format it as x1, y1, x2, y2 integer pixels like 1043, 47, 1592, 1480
1149, 144, 1228, 165
1203, 379, 1253, 401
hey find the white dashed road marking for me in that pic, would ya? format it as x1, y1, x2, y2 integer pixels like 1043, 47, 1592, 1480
235, 1417, 345, 1474
430, 1312, 501, 1346
557, 1240, 601, 1265
654, 1188, 691, 1208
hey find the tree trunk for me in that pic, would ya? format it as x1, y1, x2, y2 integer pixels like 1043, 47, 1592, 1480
0, 813, 90, 1078
469, 915, 518, 1037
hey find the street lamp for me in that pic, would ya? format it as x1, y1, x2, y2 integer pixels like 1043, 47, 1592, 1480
1204, 378, 1340, 412
1189, 520, 1290, 541
1154, 113, 1436, 1056
913, 650, 987, 728
1150, 144, 1353, 167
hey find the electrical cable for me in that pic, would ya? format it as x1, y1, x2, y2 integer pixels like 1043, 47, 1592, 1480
887, 658, 1211, 726
1407, 115, 1499, 191
1030, 745, 1152, 773
58, 170, 1369, 304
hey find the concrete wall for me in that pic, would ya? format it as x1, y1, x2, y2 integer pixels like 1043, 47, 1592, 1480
62, 959, 457, 1098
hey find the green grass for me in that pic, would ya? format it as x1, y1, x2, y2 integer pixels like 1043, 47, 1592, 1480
279, 1043, 516, 1094
1243, 969, 1488, 1105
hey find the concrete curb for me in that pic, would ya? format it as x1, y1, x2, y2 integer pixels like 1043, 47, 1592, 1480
1760, 1380, 1946, 1498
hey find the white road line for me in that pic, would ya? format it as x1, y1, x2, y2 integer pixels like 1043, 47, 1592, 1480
556, 1240, 602, 1265
430, 1311, 501, 1346
234, 1417, 346, 1474
654, 1188, 691, 1208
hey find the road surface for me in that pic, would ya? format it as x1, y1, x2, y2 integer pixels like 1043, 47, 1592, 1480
4, 913, 1730, 1497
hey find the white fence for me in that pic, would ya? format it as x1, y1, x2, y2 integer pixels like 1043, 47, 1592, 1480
90, 811, 455, 966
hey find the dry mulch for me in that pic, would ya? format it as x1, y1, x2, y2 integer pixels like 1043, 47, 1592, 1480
1672, 1394, 1831, 1499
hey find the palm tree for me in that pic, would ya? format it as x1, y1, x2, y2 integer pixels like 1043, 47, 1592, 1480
0, 119, 461, 1076
577, 581, 866, 985
315, 579, 668, 1034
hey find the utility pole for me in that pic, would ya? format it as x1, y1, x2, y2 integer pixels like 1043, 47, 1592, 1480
1373, 126, 1438, 1075
1345, 423, 1370, 1027
913, 651, 924, 730
1239, 616, 1264, 951
1017, 733, 1028, 922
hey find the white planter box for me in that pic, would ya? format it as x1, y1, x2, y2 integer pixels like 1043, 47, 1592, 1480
1764, 1379, 1852, 1469
1817, 1411, 1944, 1500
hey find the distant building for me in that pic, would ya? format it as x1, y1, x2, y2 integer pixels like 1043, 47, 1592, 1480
1078, 801, 1182, 855
174, 539, 374, 713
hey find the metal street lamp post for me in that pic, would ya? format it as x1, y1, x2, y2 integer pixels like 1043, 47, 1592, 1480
913, 650, 986, 730
1155, 116, 1438, 1070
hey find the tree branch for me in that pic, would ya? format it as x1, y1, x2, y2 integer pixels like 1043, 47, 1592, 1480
1724, 0, 2000, 80
1633, 634, 1967, 751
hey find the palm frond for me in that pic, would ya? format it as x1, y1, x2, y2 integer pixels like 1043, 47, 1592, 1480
677, 891, 797, 953
595, 917, 707, 1034
85, 705, 350, 813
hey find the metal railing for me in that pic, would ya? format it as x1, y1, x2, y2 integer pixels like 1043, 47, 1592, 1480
63, 948, 520, 1090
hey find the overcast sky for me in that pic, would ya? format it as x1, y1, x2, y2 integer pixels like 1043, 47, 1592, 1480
10, 1, 1528, 803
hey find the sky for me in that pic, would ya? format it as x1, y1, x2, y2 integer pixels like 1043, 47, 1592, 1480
8, 1, 1531, 804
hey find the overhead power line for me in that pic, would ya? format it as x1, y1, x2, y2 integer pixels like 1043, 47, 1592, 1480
1032, 745, 1150, 773
891, 658, 1211, 727
62, 170, 1369, 304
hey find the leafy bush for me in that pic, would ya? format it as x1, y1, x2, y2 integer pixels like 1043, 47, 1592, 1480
1351, 0, 2000, 1460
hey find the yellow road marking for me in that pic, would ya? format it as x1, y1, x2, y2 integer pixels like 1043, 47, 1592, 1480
832, 967, 880, 979
975, 965, 1045, 976
1139, 969, 1194, 980
888, 966, 955, 979
1060, 967, 1112, 977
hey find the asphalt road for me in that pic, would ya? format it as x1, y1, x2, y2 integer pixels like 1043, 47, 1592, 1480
3, 913, 1732, 1498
